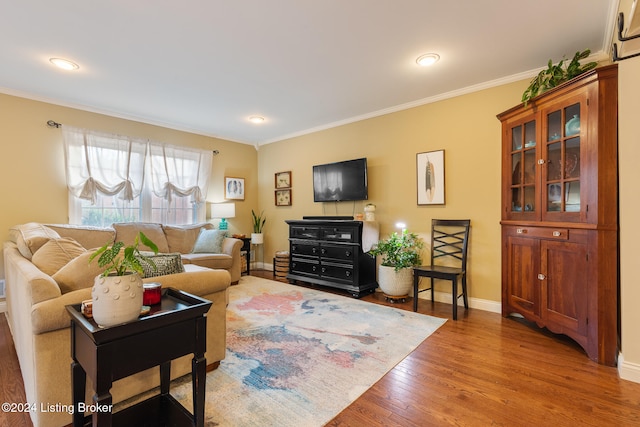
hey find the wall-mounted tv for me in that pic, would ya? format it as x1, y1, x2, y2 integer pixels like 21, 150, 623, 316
313, 158, 368, 202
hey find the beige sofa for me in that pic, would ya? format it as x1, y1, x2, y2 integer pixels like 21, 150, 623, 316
3, 222, 242, 427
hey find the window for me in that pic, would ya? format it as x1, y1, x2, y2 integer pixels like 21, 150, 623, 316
63, 126, 211, 226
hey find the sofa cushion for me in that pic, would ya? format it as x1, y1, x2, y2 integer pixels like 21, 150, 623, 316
192, 229, 227, 254
136, 252, 185, 278
46, 223, 116, 250
9, 223, 61, 260
112, 222, 170, 253
32, 238, 87, 276
163, 223, 213, 254
52, 251, 105, 294
181, 253, 233, 270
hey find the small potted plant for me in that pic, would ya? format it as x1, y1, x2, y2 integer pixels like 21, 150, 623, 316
369, 230, 423, 298
251, 209, 266, 244
89, 232, 158, 327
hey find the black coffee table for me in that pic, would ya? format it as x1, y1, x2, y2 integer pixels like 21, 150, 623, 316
66, 287, 212, 427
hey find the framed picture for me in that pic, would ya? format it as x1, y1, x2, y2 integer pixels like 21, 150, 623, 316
225, 177, 245, 200
417, 150, 445, 205
275, 171, 292, 189
275, 189, 292, 206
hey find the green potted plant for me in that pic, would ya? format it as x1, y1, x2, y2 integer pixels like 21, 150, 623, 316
89, 232, 159, 327
521, 49, 597, 106
251, 209, 266, 244
369, 230, 424, 297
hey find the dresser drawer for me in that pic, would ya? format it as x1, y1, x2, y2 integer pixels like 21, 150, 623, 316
320, 261, 355, 284
509, 226, 570, 240
320, 244, 356, 262
291, 240, 320, 256
290, 257, 319, 275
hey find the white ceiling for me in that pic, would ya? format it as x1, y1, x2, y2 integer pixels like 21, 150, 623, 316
0, 1, 618, 146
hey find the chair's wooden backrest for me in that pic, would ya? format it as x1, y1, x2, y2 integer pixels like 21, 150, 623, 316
430, 219, 471, 270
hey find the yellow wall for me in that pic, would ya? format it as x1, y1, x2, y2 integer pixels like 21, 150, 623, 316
2, 67, 638, 379
0, 93, 258, 276
257, 80, 528, 302
619, 56, 640, 379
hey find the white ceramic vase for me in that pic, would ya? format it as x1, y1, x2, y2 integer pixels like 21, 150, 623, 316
251, 233, 264, 244
91, 273, 143, 327
377, 265, 413, 296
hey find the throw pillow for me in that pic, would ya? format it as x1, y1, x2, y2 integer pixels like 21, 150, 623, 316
52, 251, 105, 294
9, 223, 61, 260
163, 223, 213, 254
135, 253, 185, 278
192, 229, 227, 254
112, 222, 170, 253
32, 238, 87, 276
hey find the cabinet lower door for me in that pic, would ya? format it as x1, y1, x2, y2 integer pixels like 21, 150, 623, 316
540, 239, 588, 336
505, 236, 540, 318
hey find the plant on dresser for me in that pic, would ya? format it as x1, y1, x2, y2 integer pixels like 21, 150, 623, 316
497, 64, 618, 366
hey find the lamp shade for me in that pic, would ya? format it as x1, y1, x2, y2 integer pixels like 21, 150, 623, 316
210, 203, 236, 219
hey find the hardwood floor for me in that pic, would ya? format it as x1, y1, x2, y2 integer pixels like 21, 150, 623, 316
2, 271, 640, 426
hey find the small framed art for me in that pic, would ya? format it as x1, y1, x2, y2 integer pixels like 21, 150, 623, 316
275, 189, 292, 206
225, 177, 245, 200
417, 150, 445, 205
275, 171, 292, 189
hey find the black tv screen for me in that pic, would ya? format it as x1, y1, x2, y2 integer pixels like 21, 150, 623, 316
313, 158, 368, 202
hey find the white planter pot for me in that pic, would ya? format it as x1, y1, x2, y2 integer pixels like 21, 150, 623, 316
251, 233, 264, 244
91, 273, 143, 327
378, 265, 413, 297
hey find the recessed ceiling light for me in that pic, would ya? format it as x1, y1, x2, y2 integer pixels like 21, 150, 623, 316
248, 116, 265, 124
49, 57, 80, 71
416, 53, 440, 67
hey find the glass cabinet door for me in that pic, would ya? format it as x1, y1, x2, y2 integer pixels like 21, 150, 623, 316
543, 101, 582, 220
508, 119, 537, 217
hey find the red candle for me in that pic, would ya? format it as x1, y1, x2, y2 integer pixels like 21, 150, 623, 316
143, 282, 162, 305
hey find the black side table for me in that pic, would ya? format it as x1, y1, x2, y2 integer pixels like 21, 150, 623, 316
66, 288, 212, 427
240, 237, 251, 275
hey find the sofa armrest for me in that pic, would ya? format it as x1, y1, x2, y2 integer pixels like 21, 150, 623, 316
221, 237, 243, 283
143, 266, 230, 296
4, 241, 62, 306
31, 288, 93, 334
222, 237, 242, 256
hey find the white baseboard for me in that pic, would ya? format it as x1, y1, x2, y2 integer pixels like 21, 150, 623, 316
415, 290, 502, 314
618, 353, 640, 384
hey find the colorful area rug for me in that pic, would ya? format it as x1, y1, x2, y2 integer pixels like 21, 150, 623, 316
171, 276, 446, 426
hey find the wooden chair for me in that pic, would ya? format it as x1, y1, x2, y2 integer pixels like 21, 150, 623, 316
413, 219, 471, 320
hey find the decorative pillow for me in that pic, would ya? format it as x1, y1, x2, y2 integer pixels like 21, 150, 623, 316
192, 229, 227, 254
9, 223, 61, 260
163, 223, 213, 254
135, 253, 185, 278
52, 251, 105, 294
112, 222, 170, 253
32, 238, 87, 276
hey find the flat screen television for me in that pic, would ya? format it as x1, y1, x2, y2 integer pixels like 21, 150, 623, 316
313, 158, 368, 202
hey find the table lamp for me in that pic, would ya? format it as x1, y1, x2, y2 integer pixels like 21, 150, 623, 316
211, 203, 235, 230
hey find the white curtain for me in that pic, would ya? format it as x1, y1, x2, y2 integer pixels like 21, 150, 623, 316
148, 142, 212, 205
62, 126, 147, 204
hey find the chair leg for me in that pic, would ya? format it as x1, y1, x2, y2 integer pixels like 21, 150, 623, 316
462, 275, 469, 309
430, 277, 435, 302
412, 274, 419, 312
451, 278, 458, 321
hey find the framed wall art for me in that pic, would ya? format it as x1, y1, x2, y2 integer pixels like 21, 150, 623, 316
275, 189, 292, 206
225, 177, 245, 200
417, 150, 445, 205
275, 171, 292, 189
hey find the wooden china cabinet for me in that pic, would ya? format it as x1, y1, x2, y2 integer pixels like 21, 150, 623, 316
497, 64, 618, 366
